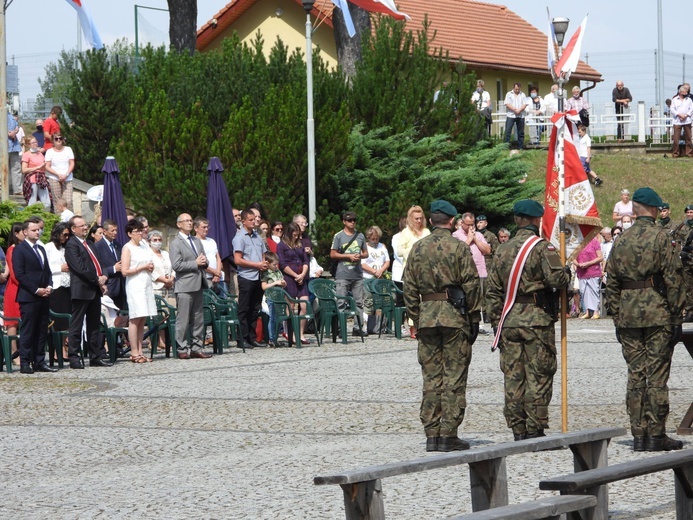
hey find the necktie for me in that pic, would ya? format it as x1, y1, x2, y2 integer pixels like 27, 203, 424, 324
84, 241, 103, 276
33, 244, 44, 267
110, 242, 117, 260
188, 236, 198, 255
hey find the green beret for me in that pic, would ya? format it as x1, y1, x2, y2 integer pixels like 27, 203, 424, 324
476, 215, 487, 222
660, 202, 670, 210
513, 199, 544, 218
430, 199, 458, 217
632, 187, 663, 208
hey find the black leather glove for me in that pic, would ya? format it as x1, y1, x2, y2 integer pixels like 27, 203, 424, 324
614, 326, 621, 344
469, 322, 479, 345
669, 324, 683, 348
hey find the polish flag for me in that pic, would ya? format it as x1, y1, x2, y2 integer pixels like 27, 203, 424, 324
349, 0, 411, 21
542, 110, 602, 261
65, 0, 104, 50
553, 16, 587, 78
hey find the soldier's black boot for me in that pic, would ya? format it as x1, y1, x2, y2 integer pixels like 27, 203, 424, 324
645, 434, 683, 451
526, 430, 546, 439
633, 435, 647, 452
513, 433, 527, 441
425, 437, 439, 452
438, 436, 470, 452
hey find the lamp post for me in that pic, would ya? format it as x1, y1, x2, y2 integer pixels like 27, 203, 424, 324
303, 0, 317, 230
551, 16, 569, 433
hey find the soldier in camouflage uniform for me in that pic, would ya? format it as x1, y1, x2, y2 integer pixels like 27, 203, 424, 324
476, 215, 499, 326
486, 200, 570, 441
606, 187, 685, 452
674, 204, 693, 322
658, 203, 674, 231
403, 200, 481, 452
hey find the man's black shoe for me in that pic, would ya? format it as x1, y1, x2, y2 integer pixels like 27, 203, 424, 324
89, 359, 113, 368
70, 361, 84, 369
425, 437, 439, 452
352, 329, 368, 337
249, 341, 266, 349
438, 436, 470, 452
20, 364, 34, 374
34, 362, 58, 373
240, 341, 253, 349
526, 430, 546, 439
633, 435, 647, 452
645, 434, 683, 451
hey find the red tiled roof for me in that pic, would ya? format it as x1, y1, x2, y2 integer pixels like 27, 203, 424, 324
197, 0, 601, 81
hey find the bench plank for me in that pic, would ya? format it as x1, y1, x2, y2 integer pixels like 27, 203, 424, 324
540, 449, 693, 493
444, 495, 598, 520
314, 427, 626, 486
675, 463, 693, 519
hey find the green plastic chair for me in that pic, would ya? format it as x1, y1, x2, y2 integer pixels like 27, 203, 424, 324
204, 290, 243, 353
48, 310, 72, 368
152, 296, 178, 358
0, 312, 20, 373
372, 279, 407, 339
264, 287, 319, 348
308, 279, 364, 344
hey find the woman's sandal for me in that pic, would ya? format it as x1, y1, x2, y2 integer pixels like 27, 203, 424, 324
130, 355, 147, 364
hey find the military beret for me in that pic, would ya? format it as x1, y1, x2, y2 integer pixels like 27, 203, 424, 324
686, 204, 693, 212
430, 199, 458, 217
476, 215, 487, 222
660, 202, 670, 210
513, 199, 544, 218
632, 187, 663, 208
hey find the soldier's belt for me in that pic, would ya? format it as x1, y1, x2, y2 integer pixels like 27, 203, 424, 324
515, 294, 538, 304
421, 292, 448, 302
621, 279, 654, 289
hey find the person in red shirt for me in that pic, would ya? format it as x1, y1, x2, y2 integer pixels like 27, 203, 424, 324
43, 106, 62, 151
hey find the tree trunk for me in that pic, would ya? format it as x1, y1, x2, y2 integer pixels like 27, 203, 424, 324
332, 2, 371, 80
167, 0, 198, 54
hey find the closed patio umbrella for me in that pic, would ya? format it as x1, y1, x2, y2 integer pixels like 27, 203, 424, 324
101, 156, 129, 246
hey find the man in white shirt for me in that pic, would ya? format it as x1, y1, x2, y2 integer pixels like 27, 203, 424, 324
543, 84, 559, 115
670, 85, 693, 158
471, 79, 492, 135
194, 218, 226, 296
504, 82, 528, 149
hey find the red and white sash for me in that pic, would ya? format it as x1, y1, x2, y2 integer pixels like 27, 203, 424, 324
491, 235, 544, 352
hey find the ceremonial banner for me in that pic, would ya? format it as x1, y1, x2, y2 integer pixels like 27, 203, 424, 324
542, 110, 602, 261
349, 0, 411, 21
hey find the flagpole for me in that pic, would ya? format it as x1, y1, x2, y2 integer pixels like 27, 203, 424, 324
551, 16, 570, 433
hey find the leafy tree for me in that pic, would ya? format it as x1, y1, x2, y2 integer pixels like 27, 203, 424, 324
62, 49, 133, 185
37, 49, 80, 108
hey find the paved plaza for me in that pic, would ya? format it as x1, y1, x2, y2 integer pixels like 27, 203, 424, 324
1, 319, 691, 519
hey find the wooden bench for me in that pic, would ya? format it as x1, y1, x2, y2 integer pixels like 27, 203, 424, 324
314, 427, 626, 520
540, 449, 693, 520
445, 495, 598, 520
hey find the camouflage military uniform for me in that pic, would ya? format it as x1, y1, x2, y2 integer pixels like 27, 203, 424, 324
673, 221, 693, 319
403, 227, 481, 439
485, 227, 570, 437
479, 228, 500, 275
605, 217, 685, 438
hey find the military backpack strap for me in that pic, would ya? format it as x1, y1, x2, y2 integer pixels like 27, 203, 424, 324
491, 235, 544, 352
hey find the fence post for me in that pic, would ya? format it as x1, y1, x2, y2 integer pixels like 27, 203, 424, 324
638, 102, 646, 143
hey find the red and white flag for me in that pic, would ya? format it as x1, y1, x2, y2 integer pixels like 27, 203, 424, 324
65, 0, 104, 50
542, 111, 602, 261
349, 0, 411, 21
552, 16, 587, 78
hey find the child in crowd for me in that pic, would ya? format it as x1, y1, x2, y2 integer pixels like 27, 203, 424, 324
577, 124, 603, 186
261, 252, 286, 348
56, 198, 74, 222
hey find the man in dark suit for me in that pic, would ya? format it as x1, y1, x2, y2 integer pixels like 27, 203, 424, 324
64, 215, 112, 369
170, 213, 212, 360
94, 219, 125, 311
12, 219, 57, 374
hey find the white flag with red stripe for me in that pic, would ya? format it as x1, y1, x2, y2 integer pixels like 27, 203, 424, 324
349, 0, 411, 21
65, 0, 104, 50
553, 16, 587, 78
542, 110, 602, 261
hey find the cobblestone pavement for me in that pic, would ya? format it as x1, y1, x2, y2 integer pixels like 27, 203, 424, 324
0, 319, 690, 519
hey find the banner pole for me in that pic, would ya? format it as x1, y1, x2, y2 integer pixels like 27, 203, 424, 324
557, 77, 568, 433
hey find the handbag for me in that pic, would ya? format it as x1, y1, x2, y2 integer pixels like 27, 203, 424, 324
579, 108, 590, 127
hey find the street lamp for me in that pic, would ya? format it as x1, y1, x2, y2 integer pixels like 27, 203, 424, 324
550, 15, 569, 434
303, 0, 317, 230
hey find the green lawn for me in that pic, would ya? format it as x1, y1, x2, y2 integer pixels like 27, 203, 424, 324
521, 150, 692, 226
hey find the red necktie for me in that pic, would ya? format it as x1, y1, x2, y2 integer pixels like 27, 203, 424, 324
83, 241, 103, 277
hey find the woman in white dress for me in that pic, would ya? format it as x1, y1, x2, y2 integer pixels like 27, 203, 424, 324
121, 219, 157, 363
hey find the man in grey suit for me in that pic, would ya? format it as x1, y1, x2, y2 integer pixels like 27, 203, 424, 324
170, 213, 213, 360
